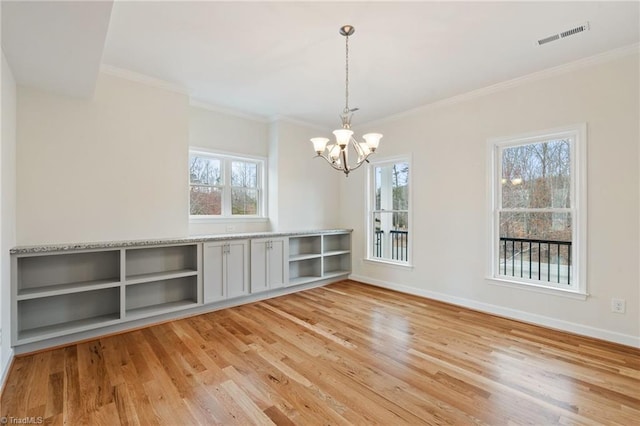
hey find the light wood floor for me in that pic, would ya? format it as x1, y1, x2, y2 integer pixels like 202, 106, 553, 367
2, 280, 639, 425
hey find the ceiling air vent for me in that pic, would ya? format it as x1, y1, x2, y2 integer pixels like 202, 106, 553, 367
560, 22, 590, 38
538, 34, 560, 45
537, 22, 590, 46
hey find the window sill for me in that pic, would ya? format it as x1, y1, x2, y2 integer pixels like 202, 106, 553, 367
364, 258, 414, 270
189, 216, 269, 224
486, 276, 588, 300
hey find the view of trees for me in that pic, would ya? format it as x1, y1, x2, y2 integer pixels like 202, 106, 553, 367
498, 139, 573, 280
230, 161, 258, 215
500, 139, 572, 242
374, 162, 409, 231
189, 154, 259, 216
190, 155, 222, 215
372, 161, 410, 262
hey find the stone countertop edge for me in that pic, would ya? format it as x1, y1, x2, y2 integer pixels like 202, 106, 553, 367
10, 229, 354, 255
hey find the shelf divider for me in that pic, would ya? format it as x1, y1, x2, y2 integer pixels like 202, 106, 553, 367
17, 279, 122, 300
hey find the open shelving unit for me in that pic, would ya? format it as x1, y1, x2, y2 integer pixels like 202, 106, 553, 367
123, 244, 200, 320
322, 233, 351, 278
287, 232, 351, 286
14, 250, 122, 343
125, 276, 198, 320
323, 233, 351, 256
17, 287, 121, 342
16, 250, 121, 300
12, 231, 348, 348
288, 235, 322, 285
13, 243, 202, 345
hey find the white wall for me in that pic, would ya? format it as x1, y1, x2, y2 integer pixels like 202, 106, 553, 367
16, 73, 344, 244
188, 104, 270, 235
269, 119, 342, 232
1, 51, 17, 385
189, 104, 268, 158
344, 52, 640, 346
16, 73, 190, 245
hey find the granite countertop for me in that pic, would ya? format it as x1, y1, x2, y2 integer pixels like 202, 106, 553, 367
10, 229, 353, 254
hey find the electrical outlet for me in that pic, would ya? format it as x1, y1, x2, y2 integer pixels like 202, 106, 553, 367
611, 298, 626, 314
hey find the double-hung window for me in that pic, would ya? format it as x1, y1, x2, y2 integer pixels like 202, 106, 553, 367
367, 157, 412, 265
489, 125, 586, 295
189, 149, 265, 219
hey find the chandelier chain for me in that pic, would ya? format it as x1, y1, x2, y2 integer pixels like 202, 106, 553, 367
344, 34, 349, 113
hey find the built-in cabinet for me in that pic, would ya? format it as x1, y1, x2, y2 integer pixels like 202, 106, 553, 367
12, 231, 350, 348
12, 243, 201, 345
250, 237, 287, 293
322, 233, 352, 278
288, 235, 322, 285
203, 240, 249, 303
124, 245, 200, 319
288, 233, 352, 286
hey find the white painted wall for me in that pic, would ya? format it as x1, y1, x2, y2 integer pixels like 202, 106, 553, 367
269, 119, 342, 232
344, 52, 640, 346
189, 104, 268, 158
188, 104, 271, 235
1, 51, 17, 385
16, 73, 343, 244
16, 73, 190, 245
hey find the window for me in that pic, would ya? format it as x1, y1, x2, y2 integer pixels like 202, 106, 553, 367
489, 125, 586, 294
367, 157, 411, 265
189, 149, 266, 219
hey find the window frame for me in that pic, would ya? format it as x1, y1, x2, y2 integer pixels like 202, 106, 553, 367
487, 124, 587, 297
189, 148, 267, 222
365, 155, 413, 267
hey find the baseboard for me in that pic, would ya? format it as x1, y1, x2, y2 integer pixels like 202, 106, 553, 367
1, 349, 15, 398
350, 274, 640, 349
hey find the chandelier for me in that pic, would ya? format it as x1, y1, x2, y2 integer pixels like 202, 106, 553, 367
310, 25, 382, 176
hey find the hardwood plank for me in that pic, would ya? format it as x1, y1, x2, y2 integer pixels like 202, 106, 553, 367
2, 280, 639, 425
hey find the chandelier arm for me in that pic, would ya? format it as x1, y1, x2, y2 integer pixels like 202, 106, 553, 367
316, 153, 349, 171
341, 148, 349, 174
351, 137, 366, 159
346, 155, 370, 173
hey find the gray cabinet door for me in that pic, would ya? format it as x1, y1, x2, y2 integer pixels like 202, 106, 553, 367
250, 240, 268, 294
250, 238, 287, 293
203, 243, 225, 303
268, 239, 287, 289
226, 240, 249, 299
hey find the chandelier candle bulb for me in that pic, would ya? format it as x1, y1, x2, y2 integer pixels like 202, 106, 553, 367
329, 144, 341, 162
311, 137, 330, 154
363, 133, 383, 152
309, 25, 382, 176
358, 142, 371, 156
333, 129, 354, 148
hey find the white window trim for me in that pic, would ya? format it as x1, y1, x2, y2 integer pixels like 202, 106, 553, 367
365, 154, 413, 267
486, 124, 587, 297
189, 147, 268, 221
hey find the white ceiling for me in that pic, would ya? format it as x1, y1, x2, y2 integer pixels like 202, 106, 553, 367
2, 1, 639, 128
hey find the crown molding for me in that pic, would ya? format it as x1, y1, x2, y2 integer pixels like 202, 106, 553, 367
100, 65, 270, 122
361, 43, 640, 128
189, 99, 269, 123
100, 64, 188, 95
268, 114, 328, 132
